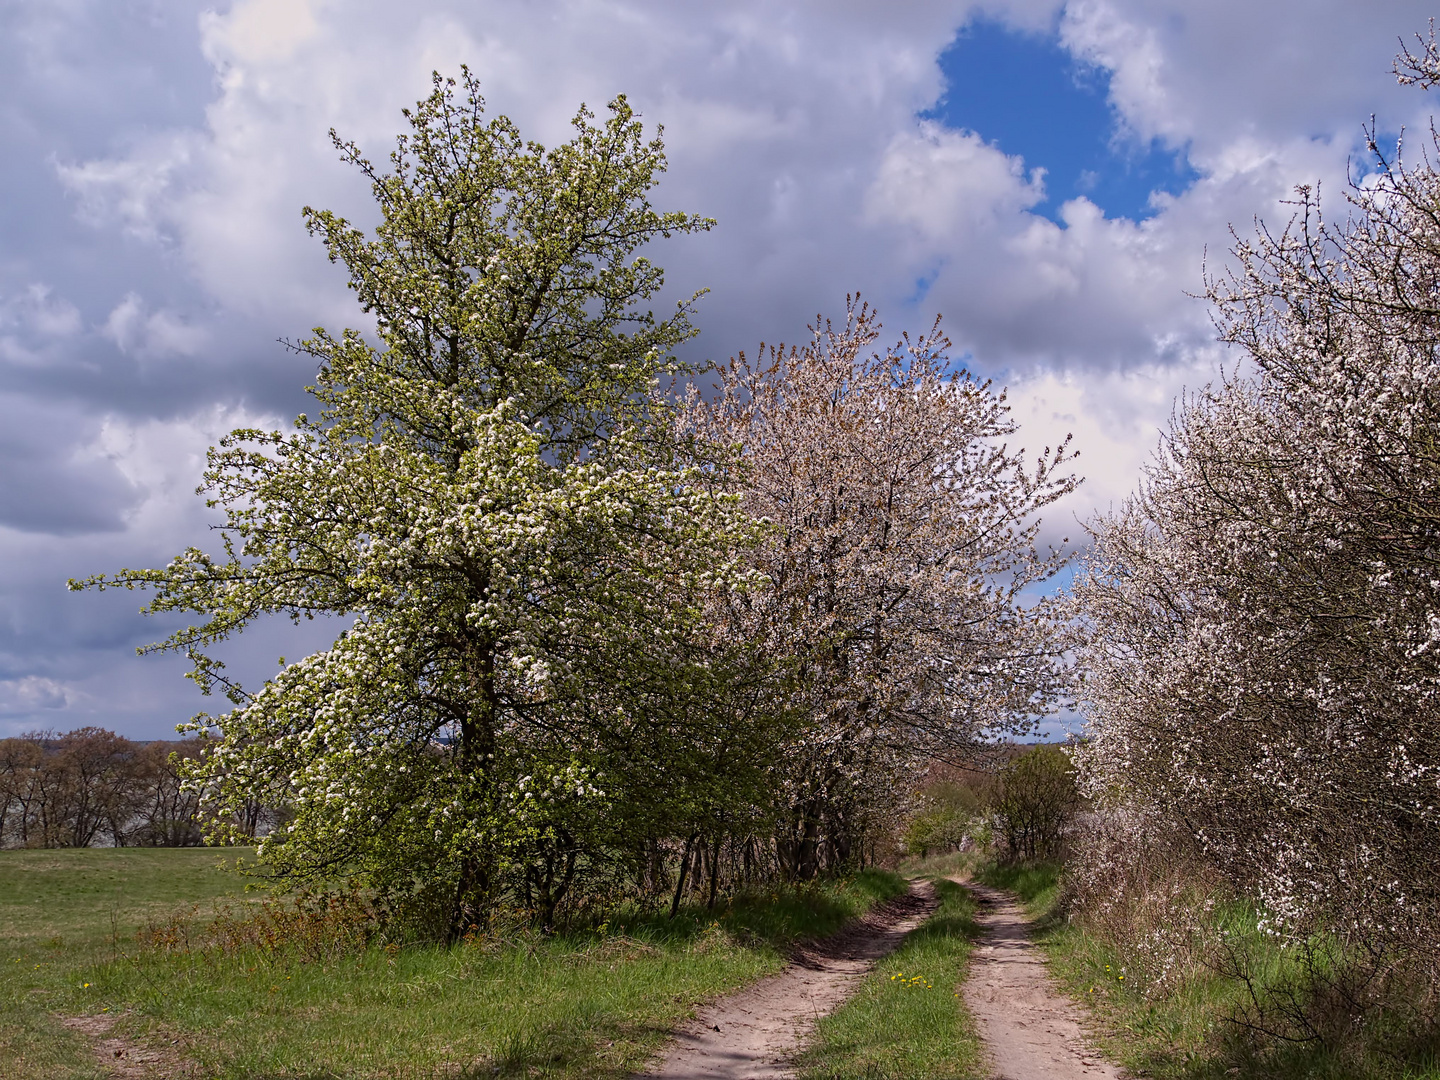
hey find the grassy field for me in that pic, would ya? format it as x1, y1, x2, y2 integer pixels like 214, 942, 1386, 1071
0, 847, 909, 1079
36, 845, 1421, 1079
971, 859, 1440, 1080
2, 847, 258, 1079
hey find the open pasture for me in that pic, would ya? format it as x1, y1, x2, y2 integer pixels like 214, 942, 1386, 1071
0, 847, 915, 1079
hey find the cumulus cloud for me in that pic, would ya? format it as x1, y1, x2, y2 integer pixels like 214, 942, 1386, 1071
868, 123, 1046, 234
1060, 0, 1435, 159
54, 0, 1425, 375
103, 293, 207, 360
5, 0, 1440, 736
56, 134, 198, 244
1005, 351, 1225, 530
206, 0, 322, 63
0, 285, 83, 367
0, 675, 72, 718
1061, 0, 1176, 146
0, 401, 300, 737
1, 284, 82, 339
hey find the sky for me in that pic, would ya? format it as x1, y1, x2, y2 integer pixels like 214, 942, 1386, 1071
0, 0, 1435, 740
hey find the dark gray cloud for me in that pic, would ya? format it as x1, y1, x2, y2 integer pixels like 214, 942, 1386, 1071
0, 2, 213, 322
0, 396, 139, 534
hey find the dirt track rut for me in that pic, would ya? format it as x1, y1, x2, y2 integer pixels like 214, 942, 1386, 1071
645, 876, 1125, 1080
959, 880, 1125, 1079
644, 882, 937, 1079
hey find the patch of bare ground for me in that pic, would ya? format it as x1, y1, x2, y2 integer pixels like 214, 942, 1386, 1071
644, 880, 938, 1079
958, 879, 1125, 1080
61, 1012, 195, 1080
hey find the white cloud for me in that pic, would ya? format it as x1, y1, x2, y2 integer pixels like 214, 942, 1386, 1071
867, 122, 1046, 235
41, 0, 1440, 364
0, 675, 72, 717
1057, 0, 1436, 160
206, 0, 321, 64
12, 0, 1440, 737
57, 0, 1398, 380
5, 284, 82, 339
56, 132, 197, 243
1061, 0, 1176, 145
1005, 354, 1220, 529
0, 284, 82, 365
95, 403, 282, 502
0, 400, 294, 736
103, 293, 207, 360
0, 393, 272, 538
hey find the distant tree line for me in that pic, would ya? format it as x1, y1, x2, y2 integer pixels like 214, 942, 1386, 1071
0, 728, 238, 848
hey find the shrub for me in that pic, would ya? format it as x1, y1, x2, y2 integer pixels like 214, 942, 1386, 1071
993, 746, 1078, 863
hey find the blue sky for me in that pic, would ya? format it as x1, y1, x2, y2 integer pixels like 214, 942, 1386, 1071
929, 18, 1198, 222
0, 0, 1433, 740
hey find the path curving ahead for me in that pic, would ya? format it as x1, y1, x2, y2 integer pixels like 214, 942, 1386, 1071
644, 882, 937, 1080
958, 879, 1125, 1080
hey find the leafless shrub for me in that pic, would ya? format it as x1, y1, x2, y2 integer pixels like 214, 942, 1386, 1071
137, 886, 391, 962
1209, 928, 1440, 1064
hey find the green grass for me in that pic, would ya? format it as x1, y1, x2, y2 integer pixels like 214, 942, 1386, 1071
1, 847, 255, 1080
0, 847, 906, 1080
795, 876, 987, 1080
963, 857, 1440, 1080
896, 850, 972, 881
1046, 920, 1440, 1080
0, 846, 255, 947
972, 859, 1061, 919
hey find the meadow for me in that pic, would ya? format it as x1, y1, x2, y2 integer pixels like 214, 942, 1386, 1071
0, 847, 990, 1080
21, 844, 1435, 1079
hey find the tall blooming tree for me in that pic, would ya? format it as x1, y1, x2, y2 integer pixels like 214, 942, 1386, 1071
76, 72, 759, 933
686, 302, 1078, 875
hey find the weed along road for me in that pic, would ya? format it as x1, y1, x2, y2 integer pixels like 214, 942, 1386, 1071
959, 879, 1124, 1080
646, 881, 937, 1078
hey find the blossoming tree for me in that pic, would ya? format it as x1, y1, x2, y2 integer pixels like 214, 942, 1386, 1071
686, 302, 1078, 876
1075, 36, 1440, 1016
76, 72, 759, 934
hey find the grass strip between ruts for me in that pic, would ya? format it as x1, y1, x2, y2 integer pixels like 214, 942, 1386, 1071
795, 876, 988, 1080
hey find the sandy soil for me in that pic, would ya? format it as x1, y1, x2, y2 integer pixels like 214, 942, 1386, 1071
61, 1013, 193, 1079
644, 881, 938, 1079
959, 880, 1125, 1080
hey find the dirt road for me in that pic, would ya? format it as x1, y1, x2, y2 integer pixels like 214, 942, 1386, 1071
960, 880, 1125, 1079
645, 876, 1124, 1080
645, 882, 937, 1079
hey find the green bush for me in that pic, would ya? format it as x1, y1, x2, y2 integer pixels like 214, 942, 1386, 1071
993, 746, 1078, 863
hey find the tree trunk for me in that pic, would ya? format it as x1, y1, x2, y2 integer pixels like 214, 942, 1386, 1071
647, 837, 666, 900
796, 814, 820, 880
448, 634, 499, 942
670, 833, 698, 918
707, 834, 723, 910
